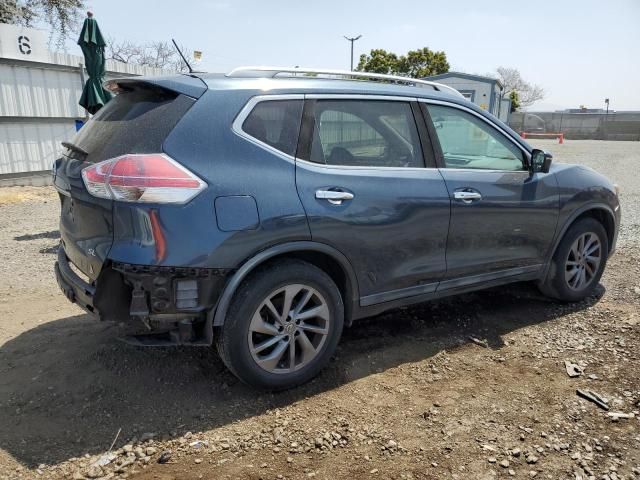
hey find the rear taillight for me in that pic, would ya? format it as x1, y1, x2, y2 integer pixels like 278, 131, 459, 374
81, 154, 206, 204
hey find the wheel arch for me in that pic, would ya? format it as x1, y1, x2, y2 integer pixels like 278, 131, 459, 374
549, 203, 616, 263
210, 241, 360, 329
538, 203, 615, 300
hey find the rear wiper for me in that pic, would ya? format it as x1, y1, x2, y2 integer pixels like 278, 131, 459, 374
61, 141, 88, 156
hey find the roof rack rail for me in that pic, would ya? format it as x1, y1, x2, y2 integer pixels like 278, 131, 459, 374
226, 66, 464, 98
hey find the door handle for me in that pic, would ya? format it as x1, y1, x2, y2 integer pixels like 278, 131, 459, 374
315, 189, 354, 205
453, 190, 482, 203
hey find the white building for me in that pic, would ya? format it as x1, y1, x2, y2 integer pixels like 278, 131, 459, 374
0, 23, 169, 185
423, 72, 512, 123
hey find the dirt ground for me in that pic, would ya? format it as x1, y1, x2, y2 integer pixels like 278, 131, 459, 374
0, 140, 639, 480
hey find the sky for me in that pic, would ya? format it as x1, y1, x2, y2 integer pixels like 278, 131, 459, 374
71, 0, 640, 111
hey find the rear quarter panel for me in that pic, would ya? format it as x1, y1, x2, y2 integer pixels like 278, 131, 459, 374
107, 90, 311, 269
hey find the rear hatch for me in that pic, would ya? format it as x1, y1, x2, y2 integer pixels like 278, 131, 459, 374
53, 76, 205, 280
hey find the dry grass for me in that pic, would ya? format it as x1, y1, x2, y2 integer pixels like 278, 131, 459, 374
0, 186, 57, 206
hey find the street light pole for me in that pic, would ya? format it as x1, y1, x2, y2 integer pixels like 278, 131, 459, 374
343, 35, 362, 71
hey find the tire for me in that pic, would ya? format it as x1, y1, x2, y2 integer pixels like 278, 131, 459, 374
539, 218, 608, 302
215, 259, 344, 390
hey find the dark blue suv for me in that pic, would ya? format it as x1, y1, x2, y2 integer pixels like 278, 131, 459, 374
53, 67, 620, 389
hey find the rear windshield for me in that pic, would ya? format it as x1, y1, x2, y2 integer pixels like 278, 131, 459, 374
71, 85, 195, 163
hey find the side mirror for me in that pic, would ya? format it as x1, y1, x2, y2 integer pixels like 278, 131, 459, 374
531, 149, 553, 174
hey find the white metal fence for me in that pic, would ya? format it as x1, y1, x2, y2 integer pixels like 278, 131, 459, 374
0, 24, 171, 179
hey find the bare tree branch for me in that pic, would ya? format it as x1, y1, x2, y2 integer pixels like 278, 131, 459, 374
106, 37, 143, 64
105, 38, 192, 73
495, 67, 545, 108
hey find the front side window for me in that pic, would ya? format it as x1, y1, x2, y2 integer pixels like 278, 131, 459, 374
242, 100, 303, 157
308, 100, 423, 168
426, 104, 524, 171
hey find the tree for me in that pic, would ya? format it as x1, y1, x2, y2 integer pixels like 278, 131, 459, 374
509, 90, 520, 112
107, 38, 193, 73
397, 48, 450, 78
356, 48, 399, 75
357, 47, 449, 78
496, 67, 544, 108
0, 0, 85, 44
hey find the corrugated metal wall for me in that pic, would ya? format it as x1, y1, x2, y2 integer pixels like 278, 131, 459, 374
0, 52, 170, 177
0, 64, 85, 118
0, 121, 72, 174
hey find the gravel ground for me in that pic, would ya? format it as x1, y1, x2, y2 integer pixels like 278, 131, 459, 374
0, 140, 639, 480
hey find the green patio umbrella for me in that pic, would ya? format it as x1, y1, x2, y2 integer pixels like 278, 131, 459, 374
77, 12, 112, 114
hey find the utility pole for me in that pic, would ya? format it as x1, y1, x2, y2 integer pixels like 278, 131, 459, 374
343, 35, 362, 71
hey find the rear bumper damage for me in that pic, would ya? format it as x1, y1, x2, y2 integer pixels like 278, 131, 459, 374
55, 246, 231, 346
55, 247, 97, 315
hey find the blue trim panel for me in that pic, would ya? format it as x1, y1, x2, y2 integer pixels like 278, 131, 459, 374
437, 265, 543, 291
359, 265, 543, 308
360, 282, 438, 307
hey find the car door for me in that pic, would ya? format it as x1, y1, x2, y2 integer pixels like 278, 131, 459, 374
295, 96, 450, 306
421, 101, 559, 286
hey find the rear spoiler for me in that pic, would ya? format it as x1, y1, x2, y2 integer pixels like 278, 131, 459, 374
104, 74, 208, 99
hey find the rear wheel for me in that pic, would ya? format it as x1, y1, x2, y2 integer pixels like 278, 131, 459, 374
539, 218, 608, 302
216, 260, 344, 390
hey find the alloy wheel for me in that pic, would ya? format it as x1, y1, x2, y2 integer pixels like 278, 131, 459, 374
247, 284, 330, 374
565, 232, 602, 291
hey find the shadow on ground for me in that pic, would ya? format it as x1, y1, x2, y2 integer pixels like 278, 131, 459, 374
14, 230, 60, 242
0, 283, 602, 467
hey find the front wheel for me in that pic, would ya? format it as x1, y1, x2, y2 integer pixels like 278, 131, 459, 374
539, 218, 608, 302
215, 260, 344, 390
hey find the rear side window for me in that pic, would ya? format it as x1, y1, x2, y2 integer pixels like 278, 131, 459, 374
307, 100, 423, 168
71, 86, 195, 164
242, 100, 303, 157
